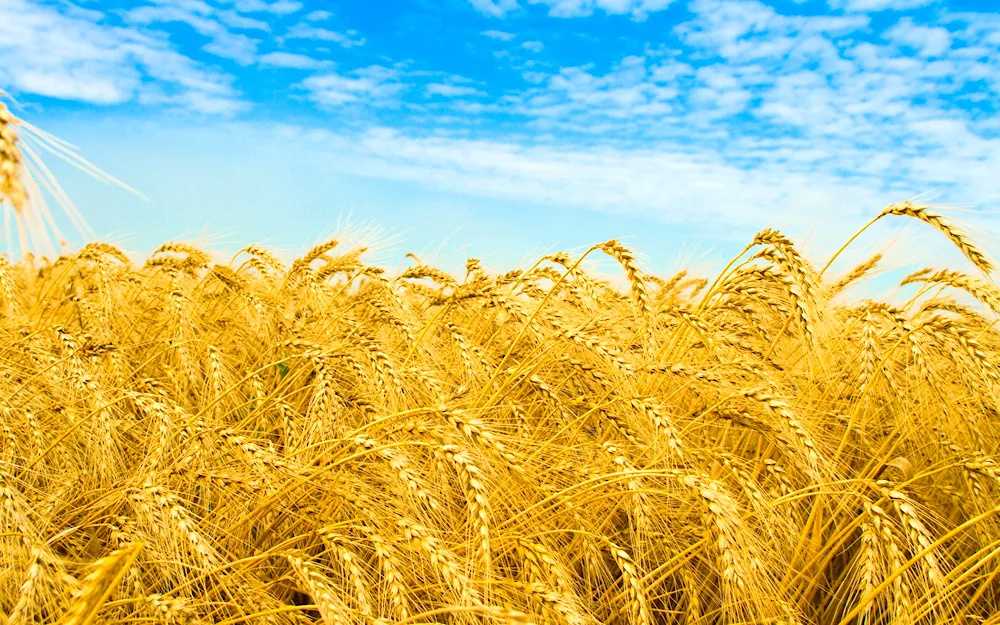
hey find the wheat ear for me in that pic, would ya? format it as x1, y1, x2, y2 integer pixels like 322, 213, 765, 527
60, 543, 143, 625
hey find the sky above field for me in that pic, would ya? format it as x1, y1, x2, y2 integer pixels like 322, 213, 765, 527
1, 0, 999, 274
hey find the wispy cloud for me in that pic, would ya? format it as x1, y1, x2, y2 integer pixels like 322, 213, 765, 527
301, 66, 404, 107
468, 0, 519, 17
469, 0, 677, 19
125, 1, 264, 65
425, 83, 486, 98
275, 124, 892, 244
481, 29, 516, 40
521, 40, 544, 52
0, 0, 242, 112
232, 0, 303, 15
828, 0, 936, 12
259, 51, 331, 69
304, 9, 332, 21
886, 17, 951, 57
283, 23, 365, 47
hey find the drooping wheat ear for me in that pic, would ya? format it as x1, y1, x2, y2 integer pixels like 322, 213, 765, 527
761, 458, 793, 498
60, 543, 142, 625
371, 442, 440, 511
286, 554, 353, 625
145, 242, 211, 274
856, 307, 881, 396
880, 201, 994, 275
356, 335, 405, 397
211, 264, 267, 318
132, 482, 219, 569
366, 297, 416, 344
862, 501, 912, 623
680, 569, 702, 625
440, 405, 522, 469
24, 409, 44, 460
671, 305, 717, 351
607, 541, 653, 625
288, 238, 338, 278
651, 269, 687, 301
0, 254, 19, 316
828, 252, 883, 296
753, 229, 817, 292
517, 538, 596, 625
753, 247, 815, 345
318, 529, 374, 618
8, 545, 46, 625
856, 516, 884, 621
357, 524, 411, 621
519, 540, 596, 625
205, 344, 226, 401
132, 395, 175, 472
240, 243, 286, 276
142, 593, 191, 624
683, 473, 757, 595
902, 268, 1000, 316
548, 315, 635, 374
525, 583, 594, 625
882, 486, 944, 590
0, 101, 27, 213
681, 277, 708, 298
399, 264, 458, 288
600, 240, 653, 337
438, 444, 492, 570
517, 539, 575, 597
399, 518, 480, 603
445, 321, 476, 378
741, 388, 822, 479
604, 442, 653, 537
920, 315, 1000, 388
220, 428, 292, 474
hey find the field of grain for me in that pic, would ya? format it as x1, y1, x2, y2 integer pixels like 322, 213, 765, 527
3, 102, 1000, 625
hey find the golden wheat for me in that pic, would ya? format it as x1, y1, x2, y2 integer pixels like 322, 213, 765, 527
0, 185, 997, 625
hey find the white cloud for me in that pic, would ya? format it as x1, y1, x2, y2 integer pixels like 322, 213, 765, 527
259, 51, 331, 69
201, 33, 258, 64
470, 0, 676, 19
284, 24, 365, 48
458, 0, 1000, 227
521, 40, 544, 52
534, 0, 677, 19
0, 0, 241, 112
276, 124, 895, 244
219, 11, 270, 31
232, 0, 303, 14
507, 55, 682, 122
828, 0, 935, 11
482, 29, 516, 41
305, 10, 333, 21
301, 66, 405, 107
426, 83, 486, 97
126, 1, 263, 65
468, 0, 519, 17
886, 17, 951, 57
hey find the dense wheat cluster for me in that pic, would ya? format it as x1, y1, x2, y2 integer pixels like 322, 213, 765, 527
0, 201, 999, 625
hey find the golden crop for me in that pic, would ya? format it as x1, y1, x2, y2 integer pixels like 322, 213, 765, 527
2, 106, 1000, 625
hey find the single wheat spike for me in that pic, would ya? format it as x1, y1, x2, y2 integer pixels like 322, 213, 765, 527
286, 554, 353, 625
0, 101, 27, 212
607, 542, 652, 625
880, 202, 993, 275
600, 240, 653, 340
60, 543, 143, 625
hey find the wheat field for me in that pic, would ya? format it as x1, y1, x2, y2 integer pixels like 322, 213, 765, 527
3, 103, 1000, 625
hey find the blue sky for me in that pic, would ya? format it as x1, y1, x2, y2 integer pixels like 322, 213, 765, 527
1, 0, 999, 275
